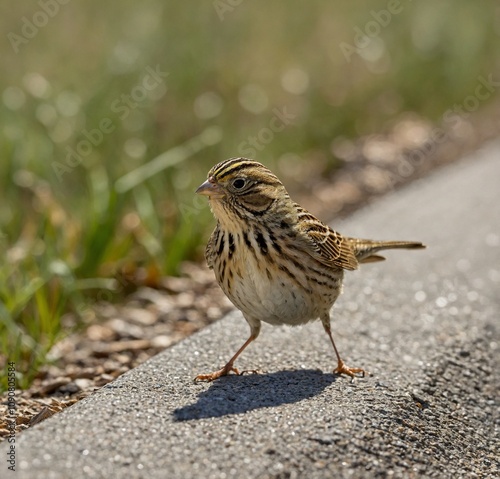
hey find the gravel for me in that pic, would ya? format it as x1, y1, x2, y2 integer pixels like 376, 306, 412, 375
4, 140, 500, 478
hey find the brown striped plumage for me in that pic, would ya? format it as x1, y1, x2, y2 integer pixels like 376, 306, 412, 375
195, 158, 425, 381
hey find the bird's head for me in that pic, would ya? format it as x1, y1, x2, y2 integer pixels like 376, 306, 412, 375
196, 158, 290, 224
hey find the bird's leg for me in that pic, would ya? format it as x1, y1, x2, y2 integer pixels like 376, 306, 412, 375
195, 332, 257, 382
322, 320, 365, 380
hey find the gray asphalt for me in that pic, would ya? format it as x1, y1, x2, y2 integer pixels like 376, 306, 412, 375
5, 141, 500, 478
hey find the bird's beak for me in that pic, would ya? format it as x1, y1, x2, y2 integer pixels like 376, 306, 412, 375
195, 178, 225, 199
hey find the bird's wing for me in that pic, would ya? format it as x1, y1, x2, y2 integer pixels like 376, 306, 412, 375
296, 208, 358, 271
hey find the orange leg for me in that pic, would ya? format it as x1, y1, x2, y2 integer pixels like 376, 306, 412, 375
322, 323, 365, 380
195, 334, 257, 382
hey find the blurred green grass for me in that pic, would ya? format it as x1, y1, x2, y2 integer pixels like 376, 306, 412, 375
1, 0, 499, 389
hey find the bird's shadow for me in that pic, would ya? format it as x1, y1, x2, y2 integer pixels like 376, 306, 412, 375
172, 369, 336, 421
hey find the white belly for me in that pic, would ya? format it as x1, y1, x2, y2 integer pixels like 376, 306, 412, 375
223, 255, 340, 326
230, 276, 312, 325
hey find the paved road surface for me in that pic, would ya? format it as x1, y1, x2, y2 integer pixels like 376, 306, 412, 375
4, 141, 500, 478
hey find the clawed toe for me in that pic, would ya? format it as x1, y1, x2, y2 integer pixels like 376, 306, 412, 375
194, 365, 240, 382
334, 359, 366, 381
240, 369, 263, 376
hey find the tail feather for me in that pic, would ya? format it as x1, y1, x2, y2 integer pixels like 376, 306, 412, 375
357, 254, 386, 264
346, 238, 426, 263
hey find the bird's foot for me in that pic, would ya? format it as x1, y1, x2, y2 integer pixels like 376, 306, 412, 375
195, 364, 240, 382
240, 369, 263, 376
334, 359, 366, 381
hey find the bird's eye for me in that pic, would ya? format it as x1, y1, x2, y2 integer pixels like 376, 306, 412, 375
232, 178, 246, 189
